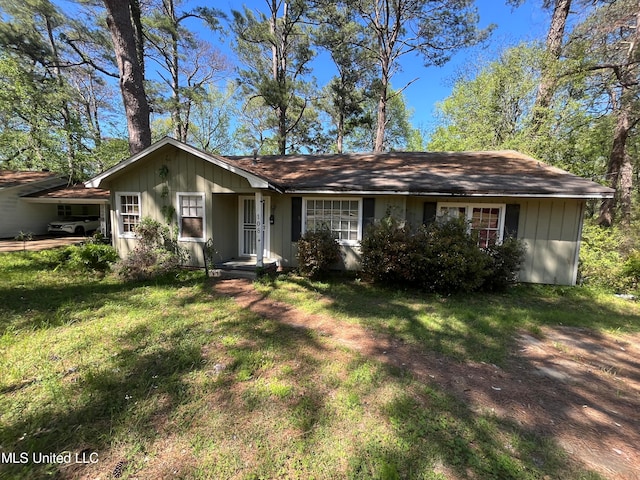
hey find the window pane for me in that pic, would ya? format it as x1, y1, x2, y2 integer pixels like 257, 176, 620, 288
305, 198, 360, 241
470, 207, 501, 248
120, 194, 140, 234
182, 217, 203, 238
180, 195, 204, 238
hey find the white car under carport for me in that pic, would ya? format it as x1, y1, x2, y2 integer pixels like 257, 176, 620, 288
47, 216, 100, 235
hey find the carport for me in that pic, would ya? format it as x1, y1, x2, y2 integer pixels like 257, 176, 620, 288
21, 186, 111, 236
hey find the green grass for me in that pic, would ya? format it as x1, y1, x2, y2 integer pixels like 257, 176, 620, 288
1, 251, 636, 479
255, 274, 640, 365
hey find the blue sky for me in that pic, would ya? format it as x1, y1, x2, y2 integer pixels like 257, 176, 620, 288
55, 0, 551, 138
210, 0, 551, 131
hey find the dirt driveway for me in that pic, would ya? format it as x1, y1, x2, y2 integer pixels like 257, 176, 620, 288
0, 235, 86, 252
215, 278, 640, 480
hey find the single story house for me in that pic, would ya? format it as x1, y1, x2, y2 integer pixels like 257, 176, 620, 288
0, 170, 110, 238
86, 137, 615, 285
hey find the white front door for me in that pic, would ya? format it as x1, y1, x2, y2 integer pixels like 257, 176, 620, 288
239, 196, 270, 258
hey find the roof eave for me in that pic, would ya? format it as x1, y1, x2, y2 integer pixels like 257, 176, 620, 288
281, 188, 615, 199
0, 176, 66, 192
21, 197, 110, 204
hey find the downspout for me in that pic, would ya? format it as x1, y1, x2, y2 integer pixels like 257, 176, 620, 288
571, 201, 586, 286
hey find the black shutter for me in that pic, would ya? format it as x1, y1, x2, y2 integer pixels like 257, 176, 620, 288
291, 197, 302, 241
423, 201, 437, 226
362, 198, 375, 233
504, 204, 520, 238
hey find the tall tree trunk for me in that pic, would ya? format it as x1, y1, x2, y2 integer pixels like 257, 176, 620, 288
597, 3, 639, 226
271, 0, 289, 155
598, 100, 634, 226
371, 0, 398, 153
130, 0, 145, 78
531, 0, 572, 134
374, 91, 387, 152
336, 110, 344, 154
374, 41, 391, 152
86, 76, 103, 148
103, 0, 152, 155
165, 0, 185, 142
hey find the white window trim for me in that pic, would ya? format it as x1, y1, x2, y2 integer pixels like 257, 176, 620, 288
116, 192, 141, 239
177, 192, 206, 242
302, 197, 362, 246
436, 202, 507, 245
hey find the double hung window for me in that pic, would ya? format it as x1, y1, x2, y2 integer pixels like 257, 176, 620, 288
303, 198, 361, 244
117, 193, 141, 237
437, 203, 505, 248
178, 193, 205, 241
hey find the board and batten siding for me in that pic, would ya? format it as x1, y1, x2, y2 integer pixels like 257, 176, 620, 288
281, 195, 410, 270
403, 197, 585, 286
107, 148, 256, 267
517, 198, 584, 286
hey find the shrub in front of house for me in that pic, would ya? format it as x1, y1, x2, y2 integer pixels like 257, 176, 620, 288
622, 251, 640, 291
296, 226, 342, 279
361, 217, 525, 293
414, 218, 493, 293
482, 237, 527, 292
37, 242, 117, 274
67, 243, 118, 274
360, 216, 414, 284
37, 247, 74, 269
115, 217, 189, 281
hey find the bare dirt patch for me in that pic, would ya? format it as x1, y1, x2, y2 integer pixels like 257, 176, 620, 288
214, 278, 640, 480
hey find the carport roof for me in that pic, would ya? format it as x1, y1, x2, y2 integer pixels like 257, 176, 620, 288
22, 185, 110, 204
0, 170, 65, 190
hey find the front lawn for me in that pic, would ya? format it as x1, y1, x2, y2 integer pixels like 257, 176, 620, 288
1, 251, 637, 479
254, 275, 640, 365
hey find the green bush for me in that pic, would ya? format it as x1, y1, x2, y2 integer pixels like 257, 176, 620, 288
483, 237, 527, 292
115, 217, 190, 281
622, 251, 640, 290
37, 247, 73, 269
360, 216, 413, 284
36, 243, 117, 273
578, 222, 628, 291
67, 243, 118, 273
414, 218, 492, 294
361, 216, 525, 294
296, 226, 342, 279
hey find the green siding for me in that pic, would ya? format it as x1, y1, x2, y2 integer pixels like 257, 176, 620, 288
107, 146, 256, 268
104, 145, 586, 284
403, 196, 584, 286
517, 199, 583, 285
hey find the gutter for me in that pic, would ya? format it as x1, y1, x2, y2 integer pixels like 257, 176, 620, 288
279, 189, 615, 200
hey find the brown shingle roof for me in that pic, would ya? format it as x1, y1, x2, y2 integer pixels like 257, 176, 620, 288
24, 185, 110, 201
225, 150, 614, 198
0, 170, 64, 189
